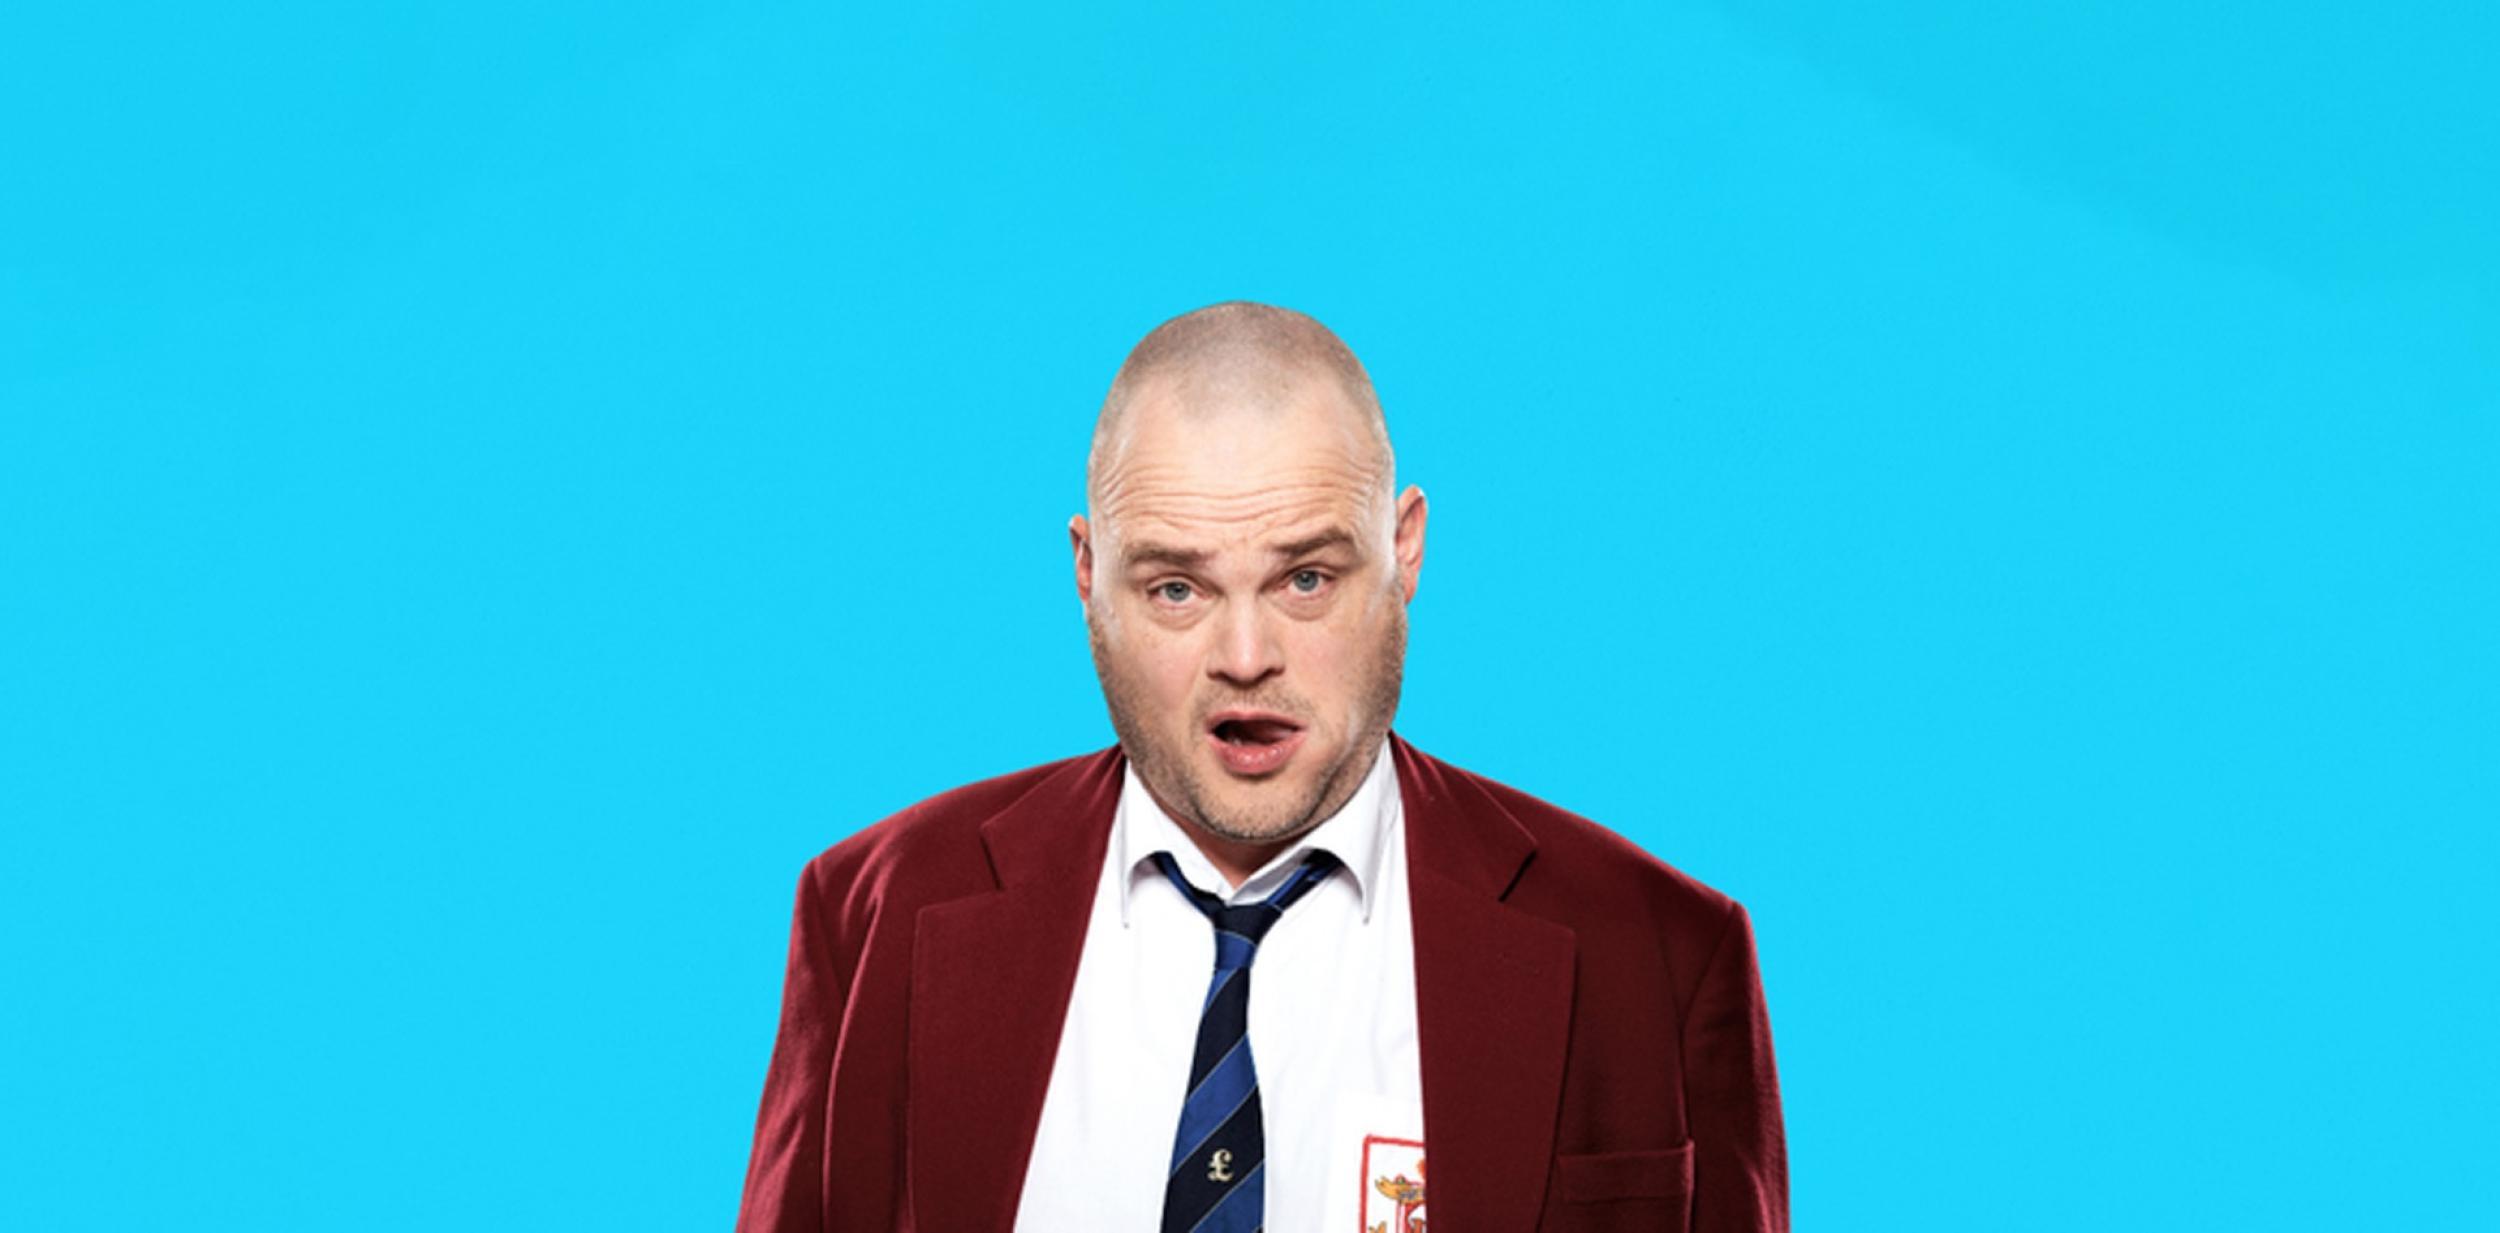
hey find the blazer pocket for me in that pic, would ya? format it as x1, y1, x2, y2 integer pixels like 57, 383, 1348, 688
1556, 1141, 1695, 1203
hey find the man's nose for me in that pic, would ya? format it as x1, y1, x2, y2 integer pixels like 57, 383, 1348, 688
1207, 598, 1284, 687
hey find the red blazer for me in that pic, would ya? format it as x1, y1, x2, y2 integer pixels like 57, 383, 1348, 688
736, 732, 1787, 1232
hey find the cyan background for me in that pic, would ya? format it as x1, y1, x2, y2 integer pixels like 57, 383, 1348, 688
3, 3, 2491, 1229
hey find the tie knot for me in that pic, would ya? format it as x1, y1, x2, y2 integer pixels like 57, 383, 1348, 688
1152, 849, 1342, 970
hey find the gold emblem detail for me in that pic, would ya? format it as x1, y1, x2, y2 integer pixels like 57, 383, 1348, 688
1207, 1148, 1234, 1182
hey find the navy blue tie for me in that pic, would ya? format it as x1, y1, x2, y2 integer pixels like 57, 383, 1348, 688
1151, 848, 1342, 1233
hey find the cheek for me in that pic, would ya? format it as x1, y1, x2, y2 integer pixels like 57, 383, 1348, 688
1119, 624, 1208, 704
1283, 620, 1367, 697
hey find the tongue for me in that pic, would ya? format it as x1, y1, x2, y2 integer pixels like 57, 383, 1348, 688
1225, 719, 1297, 745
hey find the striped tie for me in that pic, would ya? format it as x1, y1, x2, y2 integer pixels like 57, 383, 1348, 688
1151, 848, 1342, 1233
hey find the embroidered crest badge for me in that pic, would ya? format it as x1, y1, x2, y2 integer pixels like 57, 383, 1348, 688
1360, 1134, 1426, 1233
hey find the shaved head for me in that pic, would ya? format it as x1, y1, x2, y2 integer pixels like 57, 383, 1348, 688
1087, 301, 1393, 514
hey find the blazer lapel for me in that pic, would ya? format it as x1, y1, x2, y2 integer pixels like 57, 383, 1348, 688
1396, 731, 1578, 1233
908, 747, 1123, 1233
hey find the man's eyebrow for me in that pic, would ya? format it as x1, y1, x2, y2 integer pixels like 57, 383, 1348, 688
1119, 541, 1211, 571
1118, 529, 1361, 572
1269, 528, 1360, 560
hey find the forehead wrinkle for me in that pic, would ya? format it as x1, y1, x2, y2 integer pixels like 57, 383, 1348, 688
1104, 467, 1372, 503
1087, 394, 1393, 516
1096, 478, 1378, 544
1110, 490, 1373, 563
1103, 426, 1381, 487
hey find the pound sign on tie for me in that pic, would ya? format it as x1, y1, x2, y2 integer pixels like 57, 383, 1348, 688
1207, 1148, 1234, 1182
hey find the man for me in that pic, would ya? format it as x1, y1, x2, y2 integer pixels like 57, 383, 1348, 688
735, 302, 1787, 1233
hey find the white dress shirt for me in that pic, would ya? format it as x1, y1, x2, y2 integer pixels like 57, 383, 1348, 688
1013, 736, 1428, 1232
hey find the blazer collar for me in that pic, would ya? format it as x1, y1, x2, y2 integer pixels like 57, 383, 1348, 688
909, 730, 1574, 1233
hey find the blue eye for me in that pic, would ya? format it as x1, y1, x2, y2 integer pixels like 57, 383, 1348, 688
1290, 570, 1325, 593
1155, 582, 1194, 603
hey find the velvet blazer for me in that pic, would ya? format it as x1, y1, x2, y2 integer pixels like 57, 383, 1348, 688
735, 731, 1787, 1233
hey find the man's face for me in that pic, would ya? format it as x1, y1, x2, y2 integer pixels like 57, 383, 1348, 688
1074, 375, 1426, 849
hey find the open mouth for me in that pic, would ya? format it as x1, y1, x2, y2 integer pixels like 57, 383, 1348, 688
1204, 711, 1307, 776
1212, 716, 1300, 745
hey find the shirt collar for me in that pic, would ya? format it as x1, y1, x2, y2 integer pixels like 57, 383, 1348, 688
1116, 735, 1398, 927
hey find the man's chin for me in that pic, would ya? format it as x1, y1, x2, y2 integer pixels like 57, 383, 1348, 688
1188, 774, 1335, 845
1193, 815, 1313, 848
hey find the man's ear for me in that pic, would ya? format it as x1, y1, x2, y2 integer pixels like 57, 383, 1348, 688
1393, 485, 1427, 604
1069, 514, 1094, 605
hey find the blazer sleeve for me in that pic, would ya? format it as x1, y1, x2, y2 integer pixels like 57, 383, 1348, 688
735, 857, 848, 1233
1682, 900, 1789, 1233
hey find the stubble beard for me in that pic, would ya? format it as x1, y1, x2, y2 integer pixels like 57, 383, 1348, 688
1087, 601, 1406, 847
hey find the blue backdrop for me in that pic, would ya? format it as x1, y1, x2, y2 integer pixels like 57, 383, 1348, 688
4, 3, 2491, 1229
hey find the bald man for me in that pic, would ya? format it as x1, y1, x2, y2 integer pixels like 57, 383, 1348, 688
734, 303, 1788, 1233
